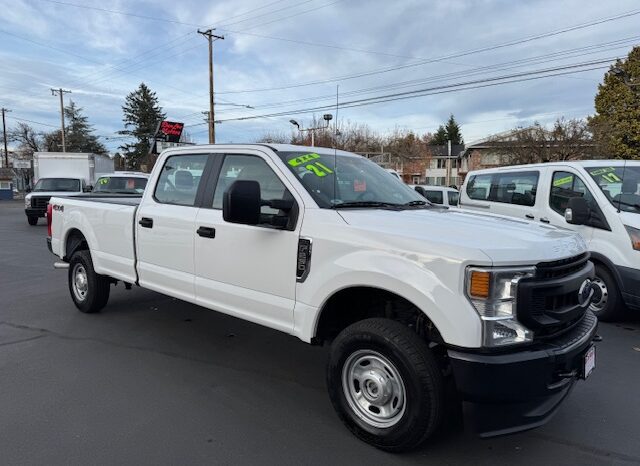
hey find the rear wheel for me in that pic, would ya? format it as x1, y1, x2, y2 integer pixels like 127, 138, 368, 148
590, 265, 623, 322
68, 250, 110, 313
27, 216, 38, 225
327, 318, 444, 452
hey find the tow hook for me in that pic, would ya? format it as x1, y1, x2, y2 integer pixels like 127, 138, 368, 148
53, 262, 70, 270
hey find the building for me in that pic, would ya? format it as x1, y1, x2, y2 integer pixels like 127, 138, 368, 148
424, 144, 465, 187
0, 168, 14, 200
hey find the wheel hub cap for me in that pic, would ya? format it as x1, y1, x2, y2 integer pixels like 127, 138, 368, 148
72, 264, 88, 301
342, 350, 406, 428
589, 277, 608, 312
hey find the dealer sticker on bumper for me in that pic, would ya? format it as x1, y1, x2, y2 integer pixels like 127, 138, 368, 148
583, 345, 596, 379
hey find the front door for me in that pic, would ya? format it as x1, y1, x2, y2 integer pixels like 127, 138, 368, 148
136, 153, 209, 302
194, 152, 302, 333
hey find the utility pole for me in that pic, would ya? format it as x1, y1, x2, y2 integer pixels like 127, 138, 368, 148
446, 139, 452, 186
198, 29, 224, 144
1, 107, 10, 168
51, 88, 71, 152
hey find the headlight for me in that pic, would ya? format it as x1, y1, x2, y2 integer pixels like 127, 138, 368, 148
466, 267, 535, 347
25, 197, 30, 208
625, 225, 640, 251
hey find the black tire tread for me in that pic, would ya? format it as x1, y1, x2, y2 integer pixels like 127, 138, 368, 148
327, 318, 444, 452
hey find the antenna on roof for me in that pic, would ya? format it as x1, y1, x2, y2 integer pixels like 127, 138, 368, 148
333, 85, 339, 204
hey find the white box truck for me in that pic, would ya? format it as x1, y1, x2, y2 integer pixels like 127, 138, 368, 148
25, 152, 114, 225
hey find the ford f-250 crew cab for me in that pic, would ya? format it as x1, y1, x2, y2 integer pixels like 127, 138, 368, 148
47, 144, 599, 451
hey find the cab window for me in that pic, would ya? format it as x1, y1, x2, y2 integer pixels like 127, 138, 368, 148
466, 174, 492, 200
424, 190, 443, 204
550, 171, 596, 215
467, 171, 538, 206
212, 155, 291, 217
154, 154, 208, 206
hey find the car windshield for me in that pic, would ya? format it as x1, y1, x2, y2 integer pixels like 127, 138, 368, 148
586, 165, 640, 214
33, 178, 80, 192
94, 176, 147, 194
448, 191, 459, 206
279, 150, 426, 208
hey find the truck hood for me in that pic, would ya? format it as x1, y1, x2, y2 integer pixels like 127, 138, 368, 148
337, 207, 587, 265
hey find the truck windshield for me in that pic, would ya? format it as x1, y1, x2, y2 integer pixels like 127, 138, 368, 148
33, 178, 80, 192
279, 151, 426, 208
94, 176, 147, 194
586, 166, 640, 214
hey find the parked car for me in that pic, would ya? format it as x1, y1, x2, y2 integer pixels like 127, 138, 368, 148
460, 160, 640, 321
385, 168, 402, 181
25, 152, 114, 225
47, 144, 598, 451
410, 185, 459, 207
93, 172, 149, 194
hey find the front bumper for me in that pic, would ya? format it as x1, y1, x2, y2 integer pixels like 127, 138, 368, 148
448, 310, 598, 437
25, 207, 46, 218
617, 265, 640, 311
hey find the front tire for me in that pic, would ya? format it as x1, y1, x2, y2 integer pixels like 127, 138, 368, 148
27, 216, 38, 225
327, 318, 444, 452
590, 265, 623, 322
68, 250, 110, 313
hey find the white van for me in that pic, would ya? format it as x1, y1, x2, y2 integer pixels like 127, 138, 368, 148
460, 160, 640, 321
410, 185, 459, 207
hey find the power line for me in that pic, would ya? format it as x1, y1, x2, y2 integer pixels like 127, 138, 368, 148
193, 58, 613, 124
214, 7, 640, 95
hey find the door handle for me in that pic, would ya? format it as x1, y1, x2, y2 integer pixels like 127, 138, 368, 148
139, 217, 153, 228
525, 214, 535, 220
540, 217, 550, 224
197, 226, 216, 238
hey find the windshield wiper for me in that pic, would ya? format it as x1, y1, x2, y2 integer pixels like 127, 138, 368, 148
404, 200, 428, 206
331, 201, 403, 209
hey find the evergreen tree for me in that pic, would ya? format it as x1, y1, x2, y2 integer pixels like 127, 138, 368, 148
119, 83, 165, 170
430, 114, 463, 145
44, 101, 106, 153
588, 47, 640, 159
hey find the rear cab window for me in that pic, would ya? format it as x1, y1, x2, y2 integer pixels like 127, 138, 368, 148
424, 190, 443, 204
466, 171, 539, 206
154, 154, 208, 206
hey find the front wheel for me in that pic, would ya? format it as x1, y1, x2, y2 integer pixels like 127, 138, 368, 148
327, 318, 444, 452
27, 216, 38, 225
590, 265, 624, 322
68, 250, 110, 313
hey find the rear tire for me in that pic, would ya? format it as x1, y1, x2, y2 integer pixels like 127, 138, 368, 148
327, 318, 444, 452
590, 265, 623, 322
68, 250, 110, 313
27, 216, 38, 225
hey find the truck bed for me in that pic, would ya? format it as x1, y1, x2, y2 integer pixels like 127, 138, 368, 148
50, 195, 140, 284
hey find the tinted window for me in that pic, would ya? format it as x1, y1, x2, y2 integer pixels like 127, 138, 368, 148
550, 171, 596, 215
424, 190, 443, 204
212, 155, 289, 216
33, 178, 80, 192
467, 171, 538, 206
94, 176, 147, 194
154, 154, 208, 206
448, 191, 459, 206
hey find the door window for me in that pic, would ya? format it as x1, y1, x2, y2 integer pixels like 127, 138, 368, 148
212, 155, 291, 216
466, 174, 492, 200
550, 171, 596, 215
154, 154, 208, 206
466, 171, 538, 206
424, 190, 443, 204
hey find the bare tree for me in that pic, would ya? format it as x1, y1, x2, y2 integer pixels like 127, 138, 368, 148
9, 122, 43, 159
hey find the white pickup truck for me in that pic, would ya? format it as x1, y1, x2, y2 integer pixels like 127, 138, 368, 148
47, 144, 599, 451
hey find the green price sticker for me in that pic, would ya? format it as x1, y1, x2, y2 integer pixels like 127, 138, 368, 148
553, 175, 573, 187
288, 153, 334, 177
288, 153, 320, 167
98, 178, 108, 185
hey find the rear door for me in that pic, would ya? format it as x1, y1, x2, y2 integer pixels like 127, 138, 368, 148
194, 150, 302, 333
463, 170, 542, 221
136, 153, 210, 302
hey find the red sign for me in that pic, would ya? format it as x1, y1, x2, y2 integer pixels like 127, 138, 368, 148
157, 121, 184, 143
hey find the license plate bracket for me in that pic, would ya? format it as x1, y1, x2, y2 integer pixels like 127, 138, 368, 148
581, 345, 596, 379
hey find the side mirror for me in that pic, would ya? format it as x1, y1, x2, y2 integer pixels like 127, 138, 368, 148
26, 188, 31, 193
223, 180, 261, 225
84, 185, 93, 193
565, 197, 589, 225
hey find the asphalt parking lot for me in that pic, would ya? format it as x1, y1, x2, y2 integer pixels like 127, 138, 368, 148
1, 199, 639, 465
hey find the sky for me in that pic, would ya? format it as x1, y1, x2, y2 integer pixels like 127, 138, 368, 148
0, 0, 639, 153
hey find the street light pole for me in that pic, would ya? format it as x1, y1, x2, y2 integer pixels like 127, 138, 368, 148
290, 115, 333, 147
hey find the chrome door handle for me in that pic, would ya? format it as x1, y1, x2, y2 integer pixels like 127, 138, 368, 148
540, 217, 550, 224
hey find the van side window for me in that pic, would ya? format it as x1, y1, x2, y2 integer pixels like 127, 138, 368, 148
467, 174, 492, 200
467, 171, 538, 206
550, 171, 596, 215
154, 154, 208, 206
424, 190, 443, 204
